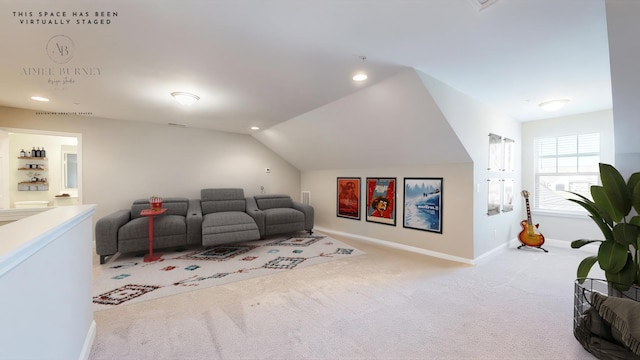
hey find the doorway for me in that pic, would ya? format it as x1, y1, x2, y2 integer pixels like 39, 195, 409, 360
0, 128, 82, 209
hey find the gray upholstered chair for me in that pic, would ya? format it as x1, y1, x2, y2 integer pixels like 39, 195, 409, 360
95, 197, 202, 264
200, 188, 261, 246
247, 194, 314, 237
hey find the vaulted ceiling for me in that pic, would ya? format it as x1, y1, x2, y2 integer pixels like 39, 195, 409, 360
0, 1, 611, 134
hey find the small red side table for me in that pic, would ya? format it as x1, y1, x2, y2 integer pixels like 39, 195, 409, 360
140, 207, 168, 262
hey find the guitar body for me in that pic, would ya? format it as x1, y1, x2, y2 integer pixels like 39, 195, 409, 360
518, 190, 547, 252
518, 220, 545, 247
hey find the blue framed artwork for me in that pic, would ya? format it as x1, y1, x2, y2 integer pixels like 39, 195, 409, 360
403, 177, 443, 233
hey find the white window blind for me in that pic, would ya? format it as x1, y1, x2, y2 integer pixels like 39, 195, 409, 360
534, 133, 600, 212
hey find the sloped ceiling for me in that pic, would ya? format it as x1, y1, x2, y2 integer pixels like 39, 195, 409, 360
0, 1, 611, 134
254, 69, 471, 171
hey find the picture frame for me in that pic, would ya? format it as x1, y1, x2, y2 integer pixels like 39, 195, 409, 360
487, 178, 501, 216
365, 177, 396, 226
337, 177, 361, 220
403, 177, 443, 233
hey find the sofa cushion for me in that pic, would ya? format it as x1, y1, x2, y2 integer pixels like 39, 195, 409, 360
202, 211, 260, 246
201, 188, 246, 215
264, 208, 304, 225
254, 194, 293, 210
118, 215, 187, 240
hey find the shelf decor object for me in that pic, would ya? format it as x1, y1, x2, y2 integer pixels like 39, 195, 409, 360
150, 196, 163, 210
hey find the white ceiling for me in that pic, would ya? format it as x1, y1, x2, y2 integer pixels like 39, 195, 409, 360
0, 0, 611, 134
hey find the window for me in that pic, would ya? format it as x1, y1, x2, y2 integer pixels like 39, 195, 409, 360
534, 133, 600, 212
62, 151, 77, 190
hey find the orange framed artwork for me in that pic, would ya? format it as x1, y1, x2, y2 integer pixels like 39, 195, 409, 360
337, 177, 361, 220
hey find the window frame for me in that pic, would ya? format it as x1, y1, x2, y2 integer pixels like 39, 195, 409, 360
533, 133, 601, 214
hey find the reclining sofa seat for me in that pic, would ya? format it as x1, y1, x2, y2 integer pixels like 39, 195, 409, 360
200, 188, 261, 246
247, 194, 314, 237
95, 197, 202, 264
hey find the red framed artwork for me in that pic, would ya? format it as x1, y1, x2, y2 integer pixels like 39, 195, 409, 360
337, 177, 361, 220
366, 177, 396, 226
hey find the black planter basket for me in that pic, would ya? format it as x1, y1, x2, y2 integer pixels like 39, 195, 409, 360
574, 278, 640, 359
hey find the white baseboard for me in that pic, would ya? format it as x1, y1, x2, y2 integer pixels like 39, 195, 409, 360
79, 320, 96, 360
315, 226, 476, 265
509, 237, 598, 253
315, 227, 599, 267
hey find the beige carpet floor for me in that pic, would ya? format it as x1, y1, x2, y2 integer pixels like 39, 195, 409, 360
89, 233, 596, 359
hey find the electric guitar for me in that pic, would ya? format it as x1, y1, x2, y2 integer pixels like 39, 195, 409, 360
518, 190, 547, 251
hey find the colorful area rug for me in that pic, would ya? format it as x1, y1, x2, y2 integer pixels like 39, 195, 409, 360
93, 233, 364, 310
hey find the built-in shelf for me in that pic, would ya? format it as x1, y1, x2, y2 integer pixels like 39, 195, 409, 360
18, 182, 49, 191
17, 156, 48, 190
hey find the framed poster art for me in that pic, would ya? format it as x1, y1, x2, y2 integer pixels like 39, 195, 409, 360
502, 178, 514, 212
487, 178, 501, 216
503, 138, 515, 172
337, 177, 361, 220
403, 177, 443, 233
365, 177, 396, 226
488, 133, 503, 171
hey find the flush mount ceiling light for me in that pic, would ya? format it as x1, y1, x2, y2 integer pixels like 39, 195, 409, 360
539, 99, 570, 112
251, 126, 260, 131
171, 92, 200, 106
352, 55, 368, 82
31, 96, 49, 102
353, 73, 368, 82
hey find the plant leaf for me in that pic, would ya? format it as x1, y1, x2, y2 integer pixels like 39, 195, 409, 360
598, 163, 632, 221
613, 223, 639, 246
605, 253, 635, 291
567, 191, 613, 226
598, 241, 629, 273
571, 239, 602, 248
577, 256, 598, 280
592, 186, 623, 224
632, 175, 640, 214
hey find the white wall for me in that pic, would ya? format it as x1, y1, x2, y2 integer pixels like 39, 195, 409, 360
0, 106, 302, 224
606, 0, 640, 179
257, 69, 476, 261
303, 163, 474, 260
418, 71, 523, 257
521, 110, 614, 242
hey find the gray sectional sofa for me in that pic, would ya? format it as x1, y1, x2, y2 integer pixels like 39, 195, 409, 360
200, 188, 261, 246
95, 197, 202, 264
248, 194, 314, 237
94, 189, 314, 264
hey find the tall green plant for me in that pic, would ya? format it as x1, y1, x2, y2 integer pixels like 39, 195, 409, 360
568, 163, 640, 290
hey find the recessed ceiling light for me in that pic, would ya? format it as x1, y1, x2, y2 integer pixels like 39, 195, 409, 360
31, 96, 49, 102
251, 126, 260, 131
171, 92, 200, 106
539, 99, 570, 112
353, 73, 368, 82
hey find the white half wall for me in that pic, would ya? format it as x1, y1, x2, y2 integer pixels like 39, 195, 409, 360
0, 205, 96, 360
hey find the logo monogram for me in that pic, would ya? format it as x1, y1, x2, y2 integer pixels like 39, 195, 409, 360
46, 35, 74, 64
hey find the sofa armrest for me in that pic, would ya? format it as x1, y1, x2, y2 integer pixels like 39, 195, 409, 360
186, 199, 203, 245
293, 202, 314, 232
246, 197, 266, 237
95, 209, 131, 258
